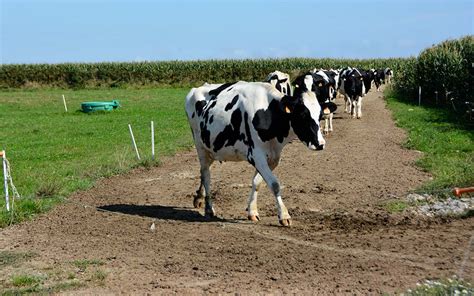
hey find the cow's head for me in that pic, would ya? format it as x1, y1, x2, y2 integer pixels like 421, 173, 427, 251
265, 71, 292, 96
344, 74, 364, 99
286, 74, 326, 150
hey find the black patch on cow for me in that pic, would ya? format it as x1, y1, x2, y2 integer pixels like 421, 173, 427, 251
227, 87, 233, 92
212, 109, 243, 152
201, 100, 218, 124
276, 83, 282, 93
200, 122, 211, 149
243, 111, 255, 166
209, 82, 237, 98
252, 100, 290, 143
225, 95, 239, 111
344, 75, 364, 100
209, 115, 214, 124
321, 102, 338, 113
248, 156, 255, 166
192, 112, 195, 118
195, 100, 206, 117
243, 112, 254, 149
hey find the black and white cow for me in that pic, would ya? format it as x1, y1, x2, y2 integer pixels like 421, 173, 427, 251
342, 68, 365, 118
374, 67, 393, 91
265, 70, 292, 96
374, 69, 385, 91
307, 70, 338, 134
360, 69, 375, 95
384, 68, 393, 84
337, 67, 352, 102
185, 76, 326, 226
324, 69, 341, 95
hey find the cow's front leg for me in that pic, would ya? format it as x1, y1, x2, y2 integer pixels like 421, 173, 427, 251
344, 95, 351, 113
357, 98, 363, 119
324, 117, 329, 135
351, 100, 357, 118
253, 154, 290, 226
329, 113, 333, 133
247, 171, 263, 222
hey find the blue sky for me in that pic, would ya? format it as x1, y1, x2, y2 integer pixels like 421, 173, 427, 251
1, 0, 473, 64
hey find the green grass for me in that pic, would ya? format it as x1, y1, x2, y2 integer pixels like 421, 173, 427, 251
11, 274, 42, 287
386, 93, 474, 195
72, 259, 104, 271
384, 200, 410, 213
0, 251, 36, 268
0, 87, 193, 227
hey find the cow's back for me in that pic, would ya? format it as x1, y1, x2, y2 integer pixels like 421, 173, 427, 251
185, 81, 283, 161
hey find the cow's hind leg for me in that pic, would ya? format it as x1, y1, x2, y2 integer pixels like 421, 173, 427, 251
195, 149, 215, 217
247, 171, 264, 222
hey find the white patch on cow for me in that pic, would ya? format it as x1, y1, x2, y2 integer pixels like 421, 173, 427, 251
304, 75, 313, 92
353, 68, 362, 77
316, 70, 330, 83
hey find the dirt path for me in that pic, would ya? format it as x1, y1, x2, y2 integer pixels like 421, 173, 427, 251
1, 90, 473, 295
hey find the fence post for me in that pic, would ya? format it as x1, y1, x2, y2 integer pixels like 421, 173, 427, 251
128, 124, 141, 160
151, 121, 155, 161
62, 95, 68, 112
418, 86, 421, 106
1, 150, 9, 212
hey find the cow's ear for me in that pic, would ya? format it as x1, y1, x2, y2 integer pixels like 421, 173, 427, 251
280, 95, 297, 114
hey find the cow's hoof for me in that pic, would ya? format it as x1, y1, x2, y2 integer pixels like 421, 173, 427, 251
193, 197, 204, 208
357, 116, 362, 119
205, 207, 216, 218
279, 219, 292, 227
248, 215, 260, 222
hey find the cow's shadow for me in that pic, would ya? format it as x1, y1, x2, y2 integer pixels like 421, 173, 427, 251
97, 204, 229, 223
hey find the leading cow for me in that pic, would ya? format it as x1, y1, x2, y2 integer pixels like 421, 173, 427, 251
185, 75, 326, 226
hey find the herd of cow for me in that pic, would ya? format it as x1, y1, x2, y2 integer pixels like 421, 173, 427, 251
185, 67, 393, 226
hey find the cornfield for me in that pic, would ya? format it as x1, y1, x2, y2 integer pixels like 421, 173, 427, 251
0, 58, 410, 89
393, 35, 473, 106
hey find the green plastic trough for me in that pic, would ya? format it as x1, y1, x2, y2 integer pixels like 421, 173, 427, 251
81, 100, 120, 113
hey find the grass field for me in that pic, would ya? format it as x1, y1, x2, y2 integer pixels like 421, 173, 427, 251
0, 87, 193, 226
386, 92, 474, 194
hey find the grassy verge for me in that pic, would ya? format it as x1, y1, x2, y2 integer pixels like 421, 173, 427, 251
385, 92, 474, 195
0, 87, 193, 227
1, 252, 106, 294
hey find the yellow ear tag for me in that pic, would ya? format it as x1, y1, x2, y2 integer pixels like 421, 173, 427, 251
285, 106, 291, 113
323, 107, 330, 115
